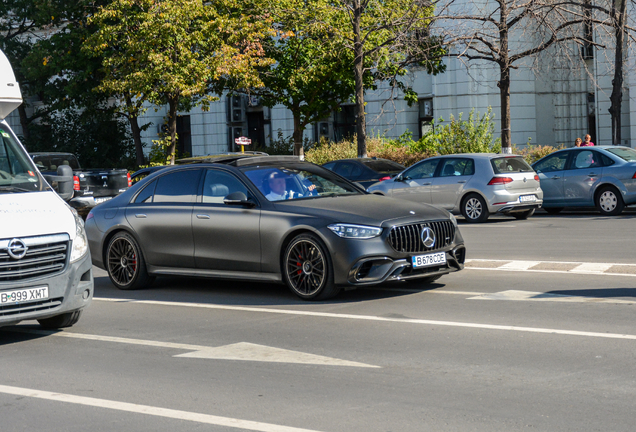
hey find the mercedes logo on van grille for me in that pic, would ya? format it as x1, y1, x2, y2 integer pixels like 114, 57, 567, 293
420, 227, 436, 248
7, 238, 28, 259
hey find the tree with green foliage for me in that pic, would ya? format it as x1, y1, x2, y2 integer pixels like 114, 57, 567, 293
252, 0, 358, 159
326, 0, 446, 158
86, 0, 274, 165
0, 0, 101, 143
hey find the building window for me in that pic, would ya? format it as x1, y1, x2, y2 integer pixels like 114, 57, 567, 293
419, 98, 434, 138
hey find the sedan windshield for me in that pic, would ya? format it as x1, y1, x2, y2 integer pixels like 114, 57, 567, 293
242, 164, 362, 201
606, 147, 636, 162
0, 126, 44, 193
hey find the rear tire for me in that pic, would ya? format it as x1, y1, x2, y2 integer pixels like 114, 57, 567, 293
461, 194, 489, 223
38, 310, 82, 329
596, 186, 624, 216
106, 232, 154, 290
513, 209, 535, 220
283, 234, 340, 300
544, 207, 563, 215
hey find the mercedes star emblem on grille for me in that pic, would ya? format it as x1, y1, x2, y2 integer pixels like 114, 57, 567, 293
420, 227, 436, 248
7, 238, 28, 259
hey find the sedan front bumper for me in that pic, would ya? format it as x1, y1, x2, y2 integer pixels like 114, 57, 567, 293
346, 245, 466, 285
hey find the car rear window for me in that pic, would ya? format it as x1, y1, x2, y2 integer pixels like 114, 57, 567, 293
360, 160, 405, 172
606, 147, 636, 162
491, 157, 534, 174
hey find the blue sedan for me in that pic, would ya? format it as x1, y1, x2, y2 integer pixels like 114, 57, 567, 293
532, 146, 636, 215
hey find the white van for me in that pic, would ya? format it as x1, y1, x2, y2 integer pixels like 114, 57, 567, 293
0, 50, 92, 328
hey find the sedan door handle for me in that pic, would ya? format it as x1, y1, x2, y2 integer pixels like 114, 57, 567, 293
196, 214, 210, 219
551, 176, 561, 179
588, 173, 597, 177
457, 180, 467, 184
422, 182, 432, 186
135, 214, 147, 218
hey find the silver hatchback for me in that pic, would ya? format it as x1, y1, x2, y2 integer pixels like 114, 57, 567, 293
367, 153, 543, 222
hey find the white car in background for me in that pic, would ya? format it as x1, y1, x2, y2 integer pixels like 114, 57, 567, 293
367, 153, 543, 223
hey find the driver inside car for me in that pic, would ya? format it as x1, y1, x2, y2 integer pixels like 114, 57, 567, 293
265, 171, 316, 201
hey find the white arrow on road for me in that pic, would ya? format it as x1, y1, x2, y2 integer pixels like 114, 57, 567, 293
4, 328, 378, 368
174, 341, 377, 367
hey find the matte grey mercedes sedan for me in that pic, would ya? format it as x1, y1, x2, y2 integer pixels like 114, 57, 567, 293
85, 156, 465, 300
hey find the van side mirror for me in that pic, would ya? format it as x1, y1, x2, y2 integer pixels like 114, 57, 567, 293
43, 165, 74, 201
223, 191, 256, 207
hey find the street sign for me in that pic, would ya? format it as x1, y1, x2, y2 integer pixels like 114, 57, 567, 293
234, 136, 251, 146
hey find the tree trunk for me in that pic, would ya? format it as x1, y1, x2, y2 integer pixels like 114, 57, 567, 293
125, 95, 145, 167
17, 104, 31, 147
292, 110, 304, 160
353, 0, 367, 158
167, 97, 178, 165
499, 65, 512, 154
608, 0, 627, 146
498, 5, 512, 154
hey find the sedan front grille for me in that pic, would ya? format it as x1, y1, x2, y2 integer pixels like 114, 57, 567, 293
0, 234, 70, 282
388, 220, 455, 253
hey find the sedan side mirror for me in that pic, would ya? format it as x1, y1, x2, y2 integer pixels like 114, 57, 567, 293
224, 191, 256, 207
395, 174, 405, 182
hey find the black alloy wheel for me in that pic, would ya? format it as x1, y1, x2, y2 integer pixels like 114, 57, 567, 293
106, 232, 153, 290
283, 234, 340, 300
461, 193, 489, 223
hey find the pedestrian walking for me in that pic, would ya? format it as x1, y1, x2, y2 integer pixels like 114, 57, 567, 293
581, 134, 595, 146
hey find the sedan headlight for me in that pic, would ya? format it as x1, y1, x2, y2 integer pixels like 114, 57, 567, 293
328, 224, 382, 239
70, 209, 89, 263
449, 212, 458, 227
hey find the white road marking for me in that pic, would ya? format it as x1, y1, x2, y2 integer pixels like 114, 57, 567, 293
498, 261, 542, 271
175, 342, 378, 367
4, 328, 377, 368
0, 384, 325, 432
469, 290, 636, 305
93, 298, 636, 341
571, 262, 614, 273
466, 259, 636, 277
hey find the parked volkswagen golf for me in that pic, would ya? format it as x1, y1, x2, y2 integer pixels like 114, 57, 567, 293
85, 156, 466, 300
367, 153, 543, 222
532, 146, 636, 216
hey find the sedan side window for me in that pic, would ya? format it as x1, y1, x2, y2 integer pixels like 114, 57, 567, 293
153, 169, 202, 203
134, 180, 157, 204
202, 170, 249, 204
573, 150, 601, 169
404, 159, 438, 180
534, 153, 568, 173
439, 158, 474, 177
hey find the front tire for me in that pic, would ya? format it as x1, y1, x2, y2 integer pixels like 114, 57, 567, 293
596, 186, 624, 216
461, 194, 489, 223
106, 232, 154, 290
38, 310, 82, 329
283, 234, 340, 300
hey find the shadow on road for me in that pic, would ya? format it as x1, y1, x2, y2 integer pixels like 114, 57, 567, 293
546, 288, 636, 299
93, 271, 441, 307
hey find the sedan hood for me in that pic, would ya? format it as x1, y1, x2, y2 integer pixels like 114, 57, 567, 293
272, 194, 451, 226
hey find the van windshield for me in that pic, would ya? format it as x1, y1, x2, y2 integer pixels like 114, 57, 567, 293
0, 125, 44, 193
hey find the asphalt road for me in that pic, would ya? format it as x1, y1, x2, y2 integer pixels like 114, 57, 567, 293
2, 210, 636, 432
